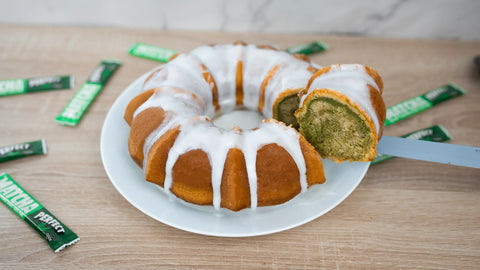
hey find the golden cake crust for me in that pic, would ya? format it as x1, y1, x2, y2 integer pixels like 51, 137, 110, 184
365, 66, 384, 94
368, 85, 386, 138
128, 107, 166, 167
299, 135, 326, 186
256, 143, 301, 206
124, 88, 156, 125
220, 148, 251, 211
145, 127, 181, 187
171, 149, 214, 205
235, 61, 244, 106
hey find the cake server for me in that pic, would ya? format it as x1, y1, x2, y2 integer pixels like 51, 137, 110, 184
376, 135, 480, 168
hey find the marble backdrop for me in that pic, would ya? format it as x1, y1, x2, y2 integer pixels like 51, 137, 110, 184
1, 0, 479, 40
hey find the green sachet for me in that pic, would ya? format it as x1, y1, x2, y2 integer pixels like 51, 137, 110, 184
0, 75, 74, 97
0, 173, 79, 252
55, 59, 121, 126
372, 125, 452, 165
385, 83, 466, 126
129, 42, 177, 62
285, 41, 328, 55
0, 139, 47, 163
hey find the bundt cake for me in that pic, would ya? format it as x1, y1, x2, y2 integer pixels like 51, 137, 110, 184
295, 64, 386, 162
124, 42, 385, 211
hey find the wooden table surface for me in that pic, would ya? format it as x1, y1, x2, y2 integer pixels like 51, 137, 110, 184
0, 25, 479, 269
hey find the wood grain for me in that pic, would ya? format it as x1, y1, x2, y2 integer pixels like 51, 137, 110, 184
0, 24, 479, 269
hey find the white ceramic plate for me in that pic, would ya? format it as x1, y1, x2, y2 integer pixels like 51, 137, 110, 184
100, 72, 370, 237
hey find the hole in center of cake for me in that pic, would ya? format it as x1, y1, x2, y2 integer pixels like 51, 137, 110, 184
213, 110, 265, 130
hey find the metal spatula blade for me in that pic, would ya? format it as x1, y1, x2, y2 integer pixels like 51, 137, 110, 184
376, 136, 480, 168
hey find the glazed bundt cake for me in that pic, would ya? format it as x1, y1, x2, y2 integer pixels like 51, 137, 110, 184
125, 43, 325, 211
124, 42, 385, 211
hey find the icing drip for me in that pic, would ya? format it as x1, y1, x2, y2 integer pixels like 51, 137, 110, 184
243, 120, 306, 209
134, 87, 204, 119
242, 45, 301, 111
142, 67, 164, 91
302, 64, 381, 134
139, 88, 205, 169
142, 54, 215, 117
262, 63, 315, 118
190, 45, 244, 114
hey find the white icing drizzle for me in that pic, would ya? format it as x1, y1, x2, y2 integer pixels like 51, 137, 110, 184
132, 44, 322, 210
262, 63, 315, 118
142, 66, 165, 92
190, 45, 244, 113
134, 87, 204, 119
243, 120, 307, 209
301, 64, 381, 134
242, 45, 300, 111
141, 54, 215, 117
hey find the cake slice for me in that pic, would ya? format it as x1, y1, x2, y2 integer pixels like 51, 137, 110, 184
295, 64, 386, 162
